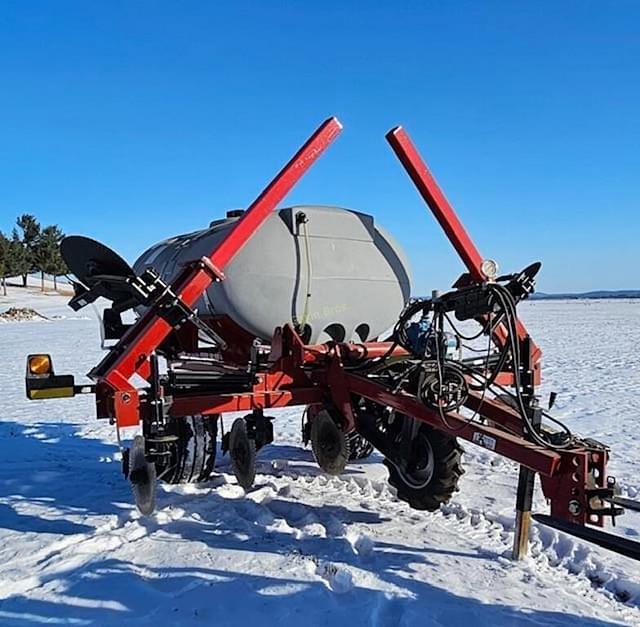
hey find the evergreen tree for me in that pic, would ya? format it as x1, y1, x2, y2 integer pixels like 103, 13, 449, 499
0, 231, 8, 296
48, 236, 68, 292
3, 216, 68, 292
35, 225, 67, 291
34, 225, 64, 291
9, 229, 30, 288
15, 214, 40, 286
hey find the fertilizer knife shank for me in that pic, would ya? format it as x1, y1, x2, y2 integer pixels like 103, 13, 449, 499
93, 117, 342, 425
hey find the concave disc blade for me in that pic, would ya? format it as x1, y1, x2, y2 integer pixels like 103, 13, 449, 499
129, 435, 157, 516
61, 235, 134, 286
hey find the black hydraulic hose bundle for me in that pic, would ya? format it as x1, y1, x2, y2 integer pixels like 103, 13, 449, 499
367, 276, 575, 452
483, 282, 573, 450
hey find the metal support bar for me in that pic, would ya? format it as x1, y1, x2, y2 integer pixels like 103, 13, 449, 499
513, 336, 541, 560
513, 467, 536, 560
608, 495, 640, 513
534, 514, 640, 561
346, 373, 561, 476
169, 388, 325, 416
386, 127, 484, 277
209, 118, 342, 269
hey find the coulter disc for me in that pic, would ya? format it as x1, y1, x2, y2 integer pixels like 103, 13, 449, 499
128, 435, 157, 516
229, 418, 256, 490
310, 409, 349, 475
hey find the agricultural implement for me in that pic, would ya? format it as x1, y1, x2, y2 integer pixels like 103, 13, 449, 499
25, 117, 640, 560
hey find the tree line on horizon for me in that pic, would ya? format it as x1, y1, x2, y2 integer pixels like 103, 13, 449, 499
0, 214, 68, 296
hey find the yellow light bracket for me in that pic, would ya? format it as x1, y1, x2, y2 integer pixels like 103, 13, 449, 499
25, 354, 76, 400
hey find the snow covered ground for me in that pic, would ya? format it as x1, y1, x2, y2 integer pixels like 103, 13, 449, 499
1, 287, 639, 625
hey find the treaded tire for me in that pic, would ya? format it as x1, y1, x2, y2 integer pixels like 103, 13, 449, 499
385, 425, 464, 511
346, 432, 374, 461
156, 415, 218, 484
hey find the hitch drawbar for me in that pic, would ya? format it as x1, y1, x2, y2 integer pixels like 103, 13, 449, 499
534, 511, 640, 561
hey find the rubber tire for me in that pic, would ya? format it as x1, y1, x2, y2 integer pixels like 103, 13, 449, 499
156, 415, 218, 484
346, 432, 374, 461
385, 425, 464, 511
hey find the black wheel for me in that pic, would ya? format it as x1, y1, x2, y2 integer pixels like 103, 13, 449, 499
152, 415, 218, 484
346, 432, 374, 461
229, 418, 256, 489
384, 424, 464, 511
305, 403, 373, 464
310, 409, 349, 475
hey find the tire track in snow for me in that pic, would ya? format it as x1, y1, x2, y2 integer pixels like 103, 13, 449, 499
2, 455, 639, 624
258, 466, 640, 619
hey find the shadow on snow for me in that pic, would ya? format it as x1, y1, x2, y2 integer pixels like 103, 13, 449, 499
0, 421, 628, 626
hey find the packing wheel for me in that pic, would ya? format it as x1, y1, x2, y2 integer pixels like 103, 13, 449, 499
150, 415, 218, 484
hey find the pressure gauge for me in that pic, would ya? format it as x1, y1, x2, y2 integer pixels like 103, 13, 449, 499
481, 258, 499, 281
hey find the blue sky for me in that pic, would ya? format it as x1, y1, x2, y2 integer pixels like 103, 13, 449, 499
1, 1, 638, 294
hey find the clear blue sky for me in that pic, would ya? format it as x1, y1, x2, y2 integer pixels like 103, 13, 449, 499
1, 1, 638, 294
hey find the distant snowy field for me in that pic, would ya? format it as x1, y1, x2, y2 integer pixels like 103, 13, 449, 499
1, 288, 639, 626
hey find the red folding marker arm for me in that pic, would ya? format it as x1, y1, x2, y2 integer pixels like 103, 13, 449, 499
93, 117, 343, 425
386, 127, 540, 361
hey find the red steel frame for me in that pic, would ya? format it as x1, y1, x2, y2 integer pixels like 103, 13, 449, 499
90, 118, 608, 530
92, 117, 343, 426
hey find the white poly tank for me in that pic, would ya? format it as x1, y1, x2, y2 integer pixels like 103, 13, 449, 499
134, 206, 412, 344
